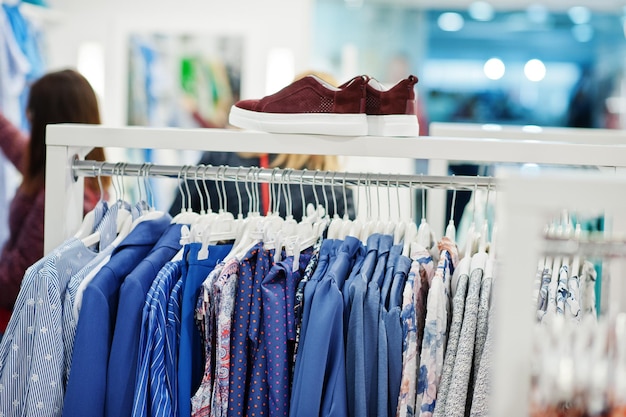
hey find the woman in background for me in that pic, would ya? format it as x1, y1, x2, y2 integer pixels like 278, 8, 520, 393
0, 69, 109, 333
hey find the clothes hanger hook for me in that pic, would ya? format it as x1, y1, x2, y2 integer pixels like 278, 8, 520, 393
299, 168, 307, 220
202, 165, 212, 213
176, 165, 186, 212
235, 166, 243, 218
450, 175, 457, 224
214, 165, 224, 212
395, 177, 401, 221
330, 171, 338, 217
145, 163, 155, 209
194, 164, 206, 215
311, 170, 320, 210
220, 165, 229, 213
342, 171, 349, 219
321, 171, 329, 214
183, 165, 194, 212
97, 163, 105, 202
420, 173, 426, 221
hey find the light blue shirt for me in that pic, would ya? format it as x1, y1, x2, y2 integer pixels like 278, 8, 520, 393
0, 238, 96, 417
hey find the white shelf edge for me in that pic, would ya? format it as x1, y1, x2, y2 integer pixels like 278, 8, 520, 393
47, 124, 626, 168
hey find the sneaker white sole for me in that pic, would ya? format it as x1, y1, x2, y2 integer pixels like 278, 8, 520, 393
367, 114, 420, 137
229, 106, 368, 136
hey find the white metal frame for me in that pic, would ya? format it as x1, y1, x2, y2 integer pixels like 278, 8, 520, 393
493, 169, 626, 416
428, 122, 626, 238
45, 124, 626, 253
44, 124, 626, 416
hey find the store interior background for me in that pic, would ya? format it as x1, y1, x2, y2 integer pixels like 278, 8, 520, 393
15, 0, 626, 223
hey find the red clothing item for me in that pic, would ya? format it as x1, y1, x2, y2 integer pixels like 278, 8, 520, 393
0, 113, 100, 331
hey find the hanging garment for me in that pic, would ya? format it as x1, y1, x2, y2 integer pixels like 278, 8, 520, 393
471, 272, 493, 399
290, 236, 361, 417
346, 233, 380, 417
105, 222, 183, 417
416, 237, 457, 417
443, 266, 483, 417
0, 238, 98, 417
432, 267, 470, 417
397, 243, 435, 417
363, 234, 393, 417
385, 250, 411, 417
190, 258, 239, 417
132, 259, 185, 417
62, 214, 171, 417
177, 242, 233, 417
165, 267, 186, 417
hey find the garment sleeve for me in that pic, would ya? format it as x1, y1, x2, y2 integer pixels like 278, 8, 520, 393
0, 112, 28, 174
0, 193, 44, 309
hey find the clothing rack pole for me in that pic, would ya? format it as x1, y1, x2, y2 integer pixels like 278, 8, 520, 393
71, 160, 496, 190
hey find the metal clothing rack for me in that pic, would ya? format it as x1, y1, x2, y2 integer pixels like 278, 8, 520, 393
494, 169, 626, 417
44, 124, 626, 417
45, 124, 626, 253
71, 160, 495, 190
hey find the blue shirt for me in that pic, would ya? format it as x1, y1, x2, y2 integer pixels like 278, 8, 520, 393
290, 239, 335, 413
387, 254, 412, 417
290, 236, 361, 417
132, 261, 183, 417
0, 238, 96, 417
62, 215, 171, 417
261, 249, 312, 417
106, 222, 180, 417
228, 243, 262, 416
178, 242, 232, 417
346, 233, 380, 417
166, 274, 184, 417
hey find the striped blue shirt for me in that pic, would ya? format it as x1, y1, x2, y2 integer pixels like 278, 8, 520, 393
0, 238, 96, 417
165, 276, 184, 417
132, 261, 183, 417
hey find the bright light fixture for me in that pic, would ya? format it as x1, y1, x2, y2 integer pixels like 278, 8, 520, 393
468, 1, 494, 21
483, 58, 505, 80
438, 12, 464, 32
524, 59, 546, 82
568, 6, 591, 25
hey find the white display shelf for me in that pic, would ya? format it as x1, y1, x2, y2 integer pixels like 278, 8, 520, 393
47, 124, 626, 167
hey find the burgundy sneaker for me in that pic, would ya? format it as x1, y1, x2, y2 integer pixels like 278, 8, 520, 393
365, 75, 420, 137
229, 75, 368, 136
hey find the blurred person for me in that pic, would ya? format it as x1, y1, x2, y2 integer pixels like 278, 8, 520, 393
0, 69, 109, 333
170, 70, 355, 220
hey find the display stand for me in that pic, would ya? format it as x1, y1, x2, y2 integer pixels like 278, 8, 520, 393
428, 122, 626, 238
494, 168, 626, 416
44, 124, 626, 416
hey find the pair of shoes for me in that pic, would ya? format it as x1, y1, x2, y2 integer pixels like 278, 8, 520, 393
228, 74, 419, 137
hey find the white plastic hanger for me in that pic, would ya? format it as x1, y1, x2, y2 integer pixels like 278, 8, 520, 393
198, 166, 238, 260
392, 179, 407, 245
81, 162, 132, 248
445, 177, 457, 242
416, 175, 433, 249
130, 163, 166, 230
75, 163, 105, 239
171, 165, 200, 225
402, 178, 418, 258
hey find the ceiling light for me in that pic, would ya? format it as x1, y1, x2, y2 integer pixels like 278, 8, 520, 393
484, 58, 505, 80
568, 6, 591, 25
524, 59, 546, 82
526, 4, 549, 24
438, 12, 464, 32
468, 1, 494, 22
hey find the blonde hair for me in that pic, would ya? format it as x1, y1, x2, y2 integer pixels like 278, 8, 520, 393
237, 70, 341, 171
